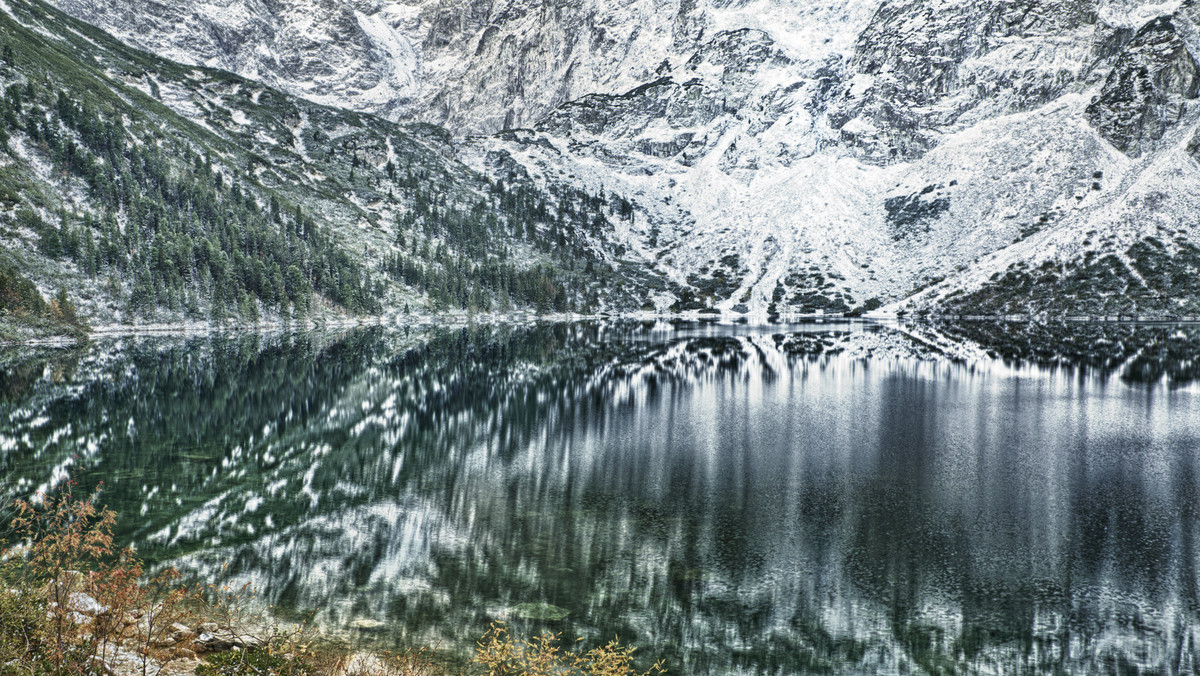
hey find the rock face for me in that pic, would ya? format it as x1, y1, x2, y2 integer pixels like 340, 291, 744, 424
48, 0, 720, 132
831, 0, 1101, 163
1086, 16, 1200, 157
51, 0, 422, 117
42, 0, 1200, 315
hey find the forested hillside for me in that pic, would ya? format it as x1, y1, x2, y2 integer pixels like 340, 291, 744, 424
0, 0, 660, 339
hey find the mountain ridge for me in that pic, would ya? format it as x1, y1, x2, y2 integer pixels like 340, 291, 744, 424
18, 0, 1200, 325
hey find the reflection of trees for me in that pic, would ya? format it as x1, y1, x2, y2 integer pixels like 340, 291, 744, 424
0, 346, 88, 405
2, 330, 408, 544
2, 324, 653, 548
4, 325, 1200, 674
934, 321, 1200, 384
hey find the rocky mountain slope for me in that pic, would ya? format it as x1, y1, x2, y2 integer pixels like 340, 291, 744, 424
0, 0, 656, 335
40, 0, 1200, 318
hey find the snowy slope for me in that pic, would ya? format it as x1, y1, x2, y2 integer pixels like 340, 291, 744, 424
47, 0, 1200, 317
455, 0, 1200, 316
48, 0, 424, 117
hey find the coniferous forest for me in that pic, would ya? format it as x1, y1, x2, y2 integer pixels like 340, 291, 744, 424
0, 0, 666, 339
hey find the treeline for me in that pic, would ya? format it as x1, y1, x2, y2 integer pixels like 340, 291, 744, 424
1, 80, 381, 321
0, 50, 642, 321
379, 163, 635, 313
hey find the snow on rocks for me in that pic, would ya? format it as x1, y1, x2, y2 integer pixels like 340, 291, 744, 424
43, 0, 1200, 315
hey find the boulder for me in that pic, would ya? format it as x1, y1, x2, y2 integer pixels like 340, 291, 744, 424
348, 618, 387, 630
67, 592, 108, 616
192, 630, 263, 654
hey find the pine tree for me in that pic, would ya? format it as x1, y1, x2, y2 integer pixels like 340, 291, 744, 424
39, 220, 62, 258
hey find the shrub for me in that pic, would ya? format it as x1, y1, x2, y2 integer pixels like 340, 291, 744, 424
195, 645, 316, 676
0, 576, 49, 672
0, 264, 89, 336
0, 484, 187, 675
0, 263, 48, 318
4, 484, 126, 674
474, 623, 665, 676
328, 646, 451, 676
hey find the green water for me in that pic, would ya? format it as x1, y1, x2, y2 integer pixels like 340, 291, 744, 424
3, 321, 1200, 674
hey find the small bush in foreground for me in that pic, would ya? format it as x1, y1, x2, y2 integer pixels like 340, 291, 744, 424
0, 573, 48, 672
1, 484, 188, 675
475, 623, 665, 676
312, 645, 453, 676
195, 645, 316, 676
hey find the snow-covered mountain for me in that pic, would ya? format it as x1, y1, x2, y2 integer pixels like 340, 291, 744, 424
0, 0, 666, 338
44, 0, 1200, 317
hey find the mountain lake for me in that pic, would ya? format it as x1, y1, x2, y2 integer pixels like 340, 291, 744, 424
2, 320, 1199, 674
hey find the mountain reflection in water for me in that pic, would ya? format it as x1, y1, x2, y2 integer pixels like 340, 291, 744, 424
2, 322, 1200, 675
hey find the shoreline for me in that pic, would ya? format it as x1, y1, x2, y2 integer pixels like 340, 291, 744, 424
8, 311, 1200, 347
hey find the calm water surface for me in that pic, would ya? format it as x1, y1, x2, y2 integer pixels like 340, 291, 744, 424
3, 321, 1200, 675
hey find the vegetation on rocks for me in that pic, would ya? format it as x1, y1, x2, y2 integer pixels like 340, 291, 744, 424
0, 484, 196, 675
0, 488, 664, 676
937, 236, 1200, 319
474, 624, 664, 676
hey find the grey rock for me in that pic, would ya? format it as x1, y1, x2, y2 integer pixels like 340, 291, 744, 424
884, 184, 951, 241
831, 0, 1101, 164
51, 0, 416, 118
66, 591, 108, 616
48, 0, 720, 133
193, 630, 263, 654
1087, 16, 1200, 157
169, 622, 193, 639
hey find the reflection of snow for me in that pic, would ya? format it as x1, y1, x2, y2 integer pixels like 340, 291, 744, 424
7, 326, 1200, 673
154, 331, 1200, 673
